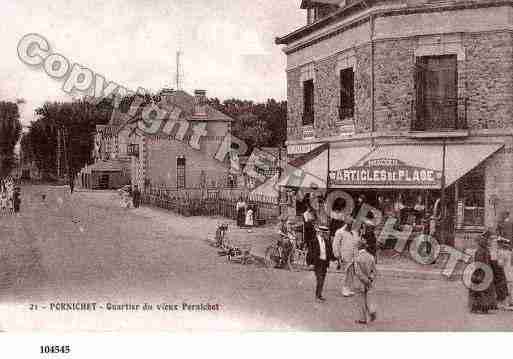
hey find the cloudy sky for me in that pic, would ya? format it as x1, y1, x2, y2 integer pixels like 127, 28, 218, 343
0, 0, 304, 126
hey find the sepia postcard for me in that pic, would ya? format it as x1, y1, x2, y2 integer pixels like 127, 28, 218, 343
0, 1, 512, 350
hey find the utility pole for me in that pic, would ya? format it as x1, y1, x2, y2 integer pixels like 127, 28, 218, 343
57, 127, 62, 178
176, 51, 182, 91
440, 139, 447, 245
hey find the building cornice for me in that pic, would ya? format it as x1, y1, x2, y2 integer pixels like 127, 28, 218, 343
276, 0, 513, 51
286, 129, 513, 147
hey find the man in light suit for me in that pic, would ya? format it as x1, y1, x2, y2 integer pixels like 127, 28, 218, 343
333, 221, 360, 297
354, 240, 377, 324
307, 225, 335, 302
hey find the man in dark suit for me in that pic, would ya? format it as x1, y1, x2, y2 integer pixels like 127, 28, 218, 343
307, 225, 335, 302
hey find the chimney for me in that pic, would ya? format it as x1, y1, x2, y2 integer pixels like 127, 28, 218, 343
194, 89, 207, 105
193, 89, 208, 116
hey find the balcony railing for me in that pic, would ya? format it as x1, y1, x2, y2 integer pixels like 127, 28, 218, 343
127, 143, 139, 157
411, 97, 468, 132
339, 106, 354, 121
302, 110, 314, 126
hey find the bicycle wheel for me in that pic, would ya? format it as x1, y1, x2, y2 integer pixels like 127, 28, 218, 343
263, 246, 279, 268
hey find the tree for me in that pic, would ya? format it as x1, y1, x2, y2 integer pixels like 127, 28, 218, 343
208, 97, 287, 153
0, 101, 22, 178
24, 99, 110, 180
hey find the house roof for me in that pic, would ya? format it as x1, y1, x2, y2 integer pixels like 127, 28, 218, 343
276, 0, 368, 45
113, 89, 234, 135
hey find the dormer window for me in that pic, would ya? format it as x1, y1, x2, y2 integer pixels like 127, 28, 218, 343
303, 1, 339, 24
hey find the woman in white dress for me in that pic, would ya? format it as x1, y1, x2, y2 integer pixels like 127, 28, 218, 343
245, 205, 254, 227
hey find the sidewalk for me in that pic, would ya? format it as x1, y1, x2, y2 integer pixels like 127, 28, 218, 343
141, 206, 465, 281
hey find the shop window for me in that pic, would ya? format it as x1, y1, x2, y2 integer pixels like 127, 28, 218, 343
302, 79, 314, 126
414, 55, 463, 131
339, 68, 355, 120
460, 166, 485, 227
177, 156, 186, 189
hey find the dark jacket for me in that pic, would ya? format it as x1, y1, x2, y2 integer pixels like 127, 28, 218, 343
307, 234, 336, 265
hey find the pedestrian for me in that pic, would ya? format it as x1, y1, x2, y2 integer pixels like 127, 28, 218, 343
245, 205, 254, 227
352, 194, 366, 219
13, 187, 21, 215
354, 239, 377, 325
336, 221, 359, 297
362, 215, 378, 261
468, 231, 497, 314
303, 204, 317, 244
497, 212, 513, 308
132, 185, 141, 208
490, 233, 510, 309
236, 197, 247, 227
0, 183, 7, 215
329, 198, 346, 241
307, 225, 335, 302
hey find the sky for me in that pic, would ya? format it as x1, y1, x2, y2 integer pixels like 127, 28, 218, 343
0, 0, 304, 127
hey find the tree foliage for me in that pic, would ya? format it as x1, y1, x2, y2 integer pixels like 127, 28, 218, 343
0, 101, 22, 177
22, 99, 111, 179
208, 98, 287, 153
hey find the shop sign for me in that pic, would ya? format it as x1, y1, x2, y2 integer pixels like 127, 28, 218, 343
329, 158, 442, 187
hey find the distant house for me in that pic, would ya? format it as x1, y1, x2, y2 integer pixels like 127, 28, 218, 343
116, 89, 236, 191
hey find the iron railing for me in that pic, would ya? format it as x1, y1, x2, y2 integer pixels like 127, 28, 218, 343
339, 106, 354, 121
127, 143, 139, 157
302, 110, 314, 126
411, 97, 468, 131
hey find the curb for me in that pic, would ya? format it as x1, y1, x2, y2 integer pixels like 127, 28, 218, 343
247, 251, 463, 281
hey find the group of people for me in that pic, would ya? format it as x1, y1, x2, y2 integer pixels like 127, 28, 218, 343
286, 193, 379, 324
118, 185, 141, 209
235, 197, 255, 227
468, 212, 513, 314
0, 177, 21, 216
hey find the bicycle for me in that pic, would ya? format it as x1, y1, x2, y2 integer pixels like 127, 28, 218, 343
264, 234, 296, 270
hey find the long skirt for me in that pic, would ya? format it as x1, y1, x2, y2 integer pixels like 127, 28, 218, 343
236, 208, 245, 227
491, 260, 510, 302
468, 273, 497, 312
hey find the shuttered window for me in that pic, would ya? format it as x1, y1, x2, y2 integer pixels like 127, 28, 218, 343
415, 55, 458, 130
303, 79, 315, 126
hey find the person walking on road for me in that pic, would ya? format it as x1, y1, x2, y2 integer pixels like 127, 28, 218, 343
468, 231, 497, 314
307, 225, 335, 302
236, 197, 247, 227
132, 185, 141, 208
354, 239, 377, 325
334, 221, 359, 297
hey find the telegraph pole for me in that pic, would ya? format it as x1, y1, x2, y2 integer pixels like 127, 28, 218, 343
176, 51, 182, 91
440, 139, 447, 245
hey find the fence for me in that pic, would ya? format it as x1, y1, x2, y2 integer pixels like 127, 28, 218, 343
141, 186, 280, 221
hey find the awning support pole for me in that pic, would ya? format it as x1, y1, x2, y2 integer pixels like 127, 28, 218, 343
440, 140, 447, 246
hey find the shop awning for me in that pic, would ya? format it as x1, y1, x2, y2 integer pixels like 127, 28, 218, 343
277, 145, 372, 189
329, 143, 504, 189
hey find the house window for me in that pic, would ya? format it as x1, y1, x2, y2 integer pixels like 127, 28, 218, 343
177, 156, 186, 189
302, 79, 314, 126
414, 55, 461, 131
339, 68, 355, 120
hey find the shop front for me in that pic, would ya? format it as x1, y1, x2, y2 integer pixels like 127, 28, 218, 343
280, 141, 504, 248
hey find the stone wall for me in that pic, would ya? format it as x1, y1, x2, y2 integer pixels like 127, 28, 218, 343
286, 31, 513, 141
463, 32, 513, 130
484, 143, 513, 228
286, 68, 303, 141
374, 38, 415, 132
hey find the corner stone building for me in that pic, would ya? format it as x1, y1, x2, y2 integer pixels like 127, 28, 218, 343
276, 0, 513, 248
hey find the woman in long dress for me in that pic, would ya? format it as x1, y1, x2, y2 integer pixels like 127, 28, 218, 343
236, 197, 247, 227
469, 232, 497, 314
490, 234, 510, 308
